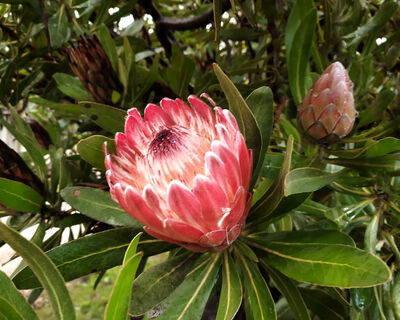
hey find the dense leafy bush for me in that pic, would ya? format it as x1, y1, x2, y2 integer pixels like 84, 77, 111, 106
0, 0, 400, 319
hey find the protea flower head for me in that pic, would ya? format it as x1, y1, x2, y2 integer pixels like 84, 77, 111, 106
105, 95, 252, 252
63, 34, 122, 106
297, 62, 356, 144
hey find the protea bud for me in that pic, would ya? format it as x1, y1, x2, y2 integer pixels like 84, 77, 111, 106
105, 95, 252, 252
297, 62, 356, 144
0, 139, 43, 195
27, 119, 52, 149
63, 34, 122, 106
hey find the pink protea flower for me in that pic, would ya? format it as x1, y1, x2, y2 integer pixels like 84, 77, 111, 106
297, 62, 356, 144
105, 95, 252, 252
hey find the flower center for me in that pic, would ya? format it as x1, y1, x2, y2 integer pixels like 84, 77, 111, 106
148, 128, 182, 158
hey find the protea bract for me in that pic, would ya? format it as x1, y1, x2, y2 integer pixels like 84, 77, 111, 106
105, 95, 252, 252
297, 62, 356, 143
63, 34, 122, 106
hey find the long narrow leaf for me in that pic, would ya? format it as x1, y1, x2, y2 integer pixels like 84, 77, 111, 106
237, 253, 276, 320
260, 262, 310, 320
213, 63, 262, 172
104, 233, 143, 320
216, 251, 243, 320
0, 221, 75, 320
156, 253, 221, 320
0, 271, 39, 320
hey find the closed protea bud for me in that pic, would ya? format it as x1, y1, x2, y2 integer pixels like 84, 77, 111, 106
105, 95, 252, 252
63, 34, 122, 106
297, 62, 356, 144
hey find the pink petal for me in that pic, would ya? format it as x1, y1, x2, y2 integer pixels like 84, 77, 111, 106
317, 104, 341, 133
167, 180, 204, 228
199, 229, 227, 247
160, 98, 194, 127
127, 108, 151, 137
123, 186, 163, 229
211, 141, 240, 192
143, 226, 183, 245
143, 184, 163, 217
299, 107, 316, 131
227, 224, 242, 244
188, 95, 215, 125
144, 103, 175, 133
205, 151, 233, 199
215, 124, 234, 148
200, 93, 217, 106
114, 132, 137, 160
223, 186, 248, 228
235, 132, 252, 189
163, 218, 205, 243
125, 114, 149, 154
332, 114, 353, 138
312, 88, 331, 118
215, 107, 239, 135
193, 175, 229, 229
307, 122, 328, 140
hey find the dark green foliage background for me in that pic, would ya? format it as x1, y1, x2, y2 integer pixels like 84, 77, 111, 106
0, 0, 400, 319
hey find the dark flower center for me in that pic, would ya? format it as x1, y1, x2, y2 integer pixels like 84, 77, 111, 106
148, 128, 182, 158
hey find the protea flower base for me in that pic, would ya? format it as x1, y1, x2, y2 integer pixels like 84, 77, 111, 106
105, 95, 252, 252
297, 62, 356, 144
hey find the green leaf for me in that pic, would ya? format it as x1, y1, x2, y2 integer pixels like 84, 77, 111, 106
287, 8, 317, 105
0, 115, 47, 181
328, 137, 400, 159
279, 115, 302, 143
134, 57, 160, 103
247, 234, 391, 288
285, 0, 313, 60
0, 221, 75, 320
48, 8, 70, 48
346, 1, 399, 47
53, 73, 91, 101
13, 228, 171, 289
358, 90, 395, 127
392, 273, 400, 318
165, 45, 195, 97
38, 100, 126, 133
260, 262, 310, 320
105, 233, 143, 320
285, 168, 347, 196
216, 251, 242, 320
0, 270, 39, 320
237, 254, 276, 320
78, 101, 126, 133
60, 186, 140, 227
0, 178, 43, 213
96, 24, 118, 72
130, 253, 196, 316
350, 287, 374, 311
213, 0, 222, 42
213, 63, 262, 172
77, 135, 115, 170
123, 232, 142, 263
250, 136, 294, 222
155, 254, 221, 320
245, 87, 274, 184
248, 230, 355, 247
220, 28, 265, 41
0, 297, 24, 320
264, 192, 310, 224
300, 288, 348, 320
